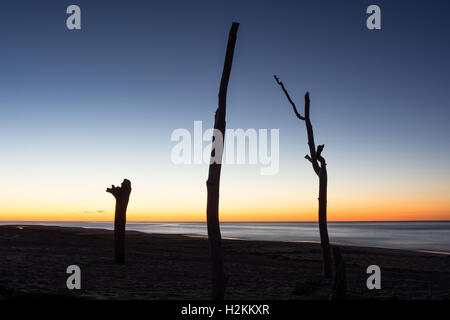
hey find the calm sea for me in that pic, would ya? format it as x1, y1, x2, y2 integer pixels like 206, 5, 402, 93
1, 221, 449, 254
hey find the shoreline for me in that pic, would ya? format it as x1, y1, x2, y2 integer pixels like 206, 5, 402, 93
189, 236, 450, 256
2, 221, 449, 255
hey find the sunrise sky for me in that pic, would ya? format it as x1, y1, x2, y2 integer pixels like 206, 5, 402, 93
0, 0, 449, 222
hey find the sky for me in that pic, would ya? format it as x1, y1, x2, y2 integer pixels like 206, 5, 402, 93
0, 0, 449, 222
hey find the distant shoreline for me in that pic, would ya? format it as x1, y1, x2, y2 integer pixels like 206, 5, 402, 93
185, 234, 450, 255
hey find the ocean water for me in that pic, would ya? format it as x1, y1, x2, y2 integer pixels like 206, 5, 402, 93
1, 221, 449, 254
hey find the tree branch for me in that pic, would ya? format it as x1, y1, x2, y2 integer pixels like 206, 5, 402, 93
274, 75, 305, 120
274, 78, 320, 175
304, 92, 310, 119
317, 144, 325, 158
106, 185, 120, 198
304, 93, 320, 175
316, 144, 326, 169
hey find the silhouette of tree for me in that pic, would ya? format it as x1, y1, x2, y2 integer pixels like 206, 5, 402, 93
106, 179, 132, 264
206, 22, 239, 300
273, 76, 332, 279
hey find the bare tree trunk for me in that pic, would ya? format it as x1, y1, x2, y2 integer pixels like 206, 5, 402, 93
206, 22, 239, 300
106, 179, 132, 264
274, 77, 333, 279
318, 158, 332, 278
330, 246, 347, 300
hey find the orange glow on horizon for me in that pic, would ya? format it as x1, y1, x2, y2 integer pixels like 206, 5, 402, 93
1, 179, 448, 222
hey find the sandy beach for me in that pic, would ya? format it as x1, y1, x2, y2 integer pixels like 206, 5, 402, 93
0, 225, 448, 300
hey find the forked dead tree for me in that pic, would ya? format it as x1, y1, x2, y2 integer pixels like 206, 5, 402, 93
206, 22, 239, 300
106, 179, 132, 264
274, 76, 332, 278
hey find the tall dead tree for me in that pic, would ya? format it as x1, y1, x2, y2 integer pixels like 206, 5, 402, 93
106, 179, 132, 264
274, 76, 332, 278
206, 22, 239, 300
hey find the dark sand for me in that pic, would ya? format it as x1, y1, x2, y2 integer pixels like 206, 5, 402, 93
0, 225, 448, 300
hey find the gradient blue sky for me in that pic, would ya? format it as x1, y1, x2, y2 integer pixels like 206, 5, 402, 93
0, 0, 449, 221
